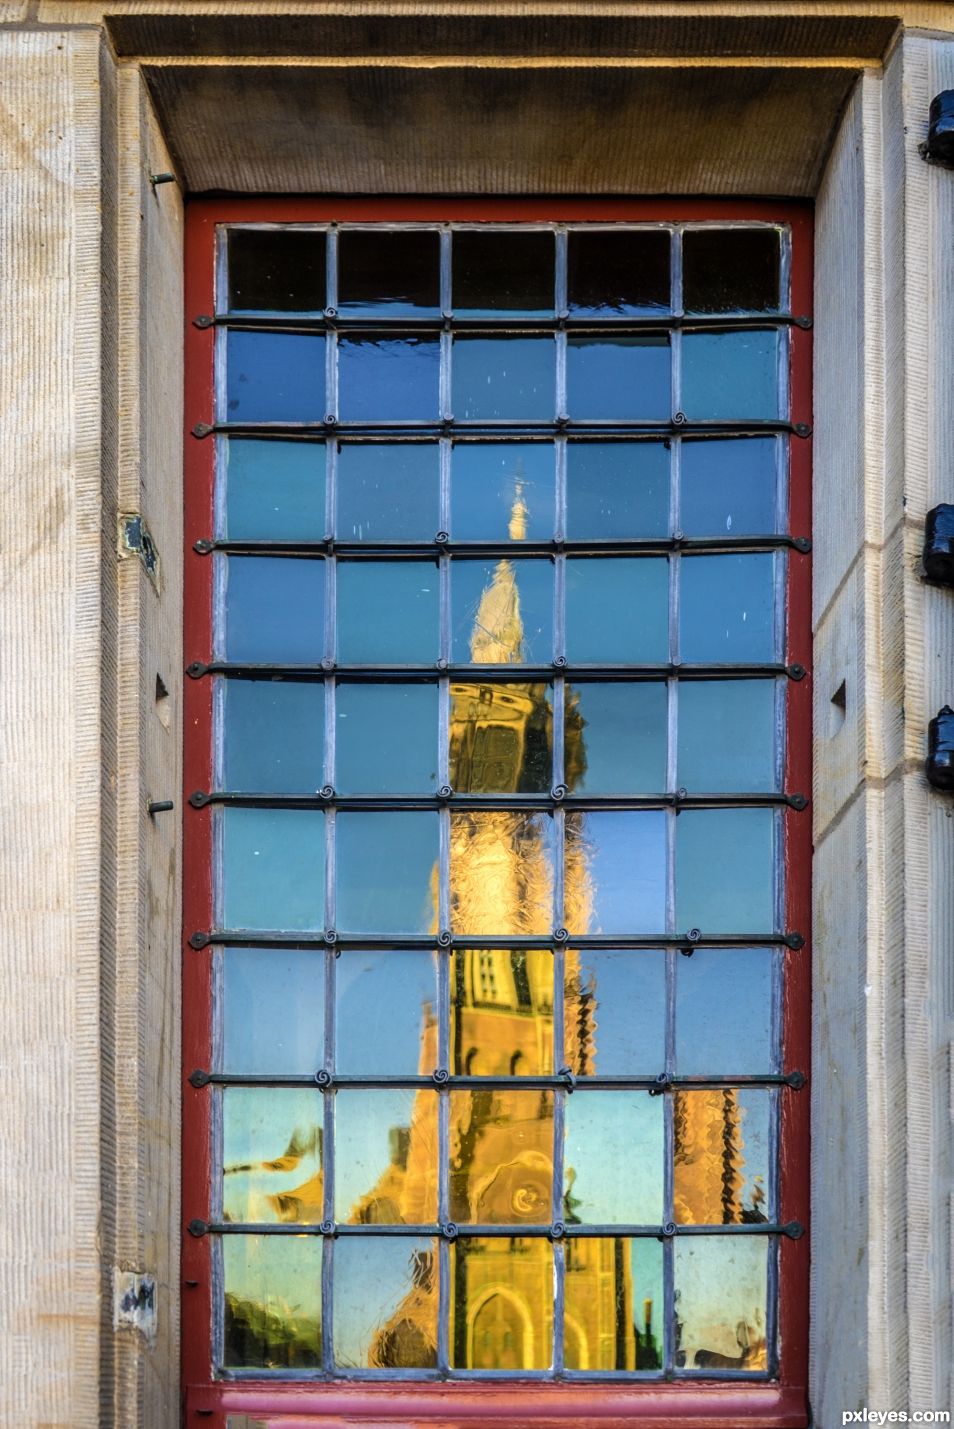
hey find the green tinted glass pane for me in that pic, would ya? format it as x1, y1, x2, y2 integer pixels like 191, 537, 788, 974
450, 948, 554, 1075
682, 228, 780, 314
453, 230, 555, 315
449, 1089, 554, 1224
676, 948, 775, 1074
681, 330, 779, 421
335, 950, 438, 1076
336, 443, 439, 541
221, 807, 324, 931
450, 682, 552, 794
567, 229, 670, 316
334, 1088, 438, 1223
222, 679, 324, 792
226, 330, 325, 423
223, 556, 324, 664
567, 682, 667, 794
680, 555, 776, 664
333, 1237, 438, 1368
565, 441, 669, 539
675, 808, 775, 934
337, 336, 440, 422
451, 442, 554, 541
222, 947, 324, 1075
674, 1089, 771, 1225
228, 229, 326, 314
677, 680, 776, 793
335, 811, 438, 934
223, 1235, 321, 1369
674, 1237, 769, 1371
223, 1086, 323, 1224
566, 335, 670, 420
564, 1237, 664, 1370
337, 229, 440, 316
564, 948, 666, 1076
335, 683, 438, 793
564, 1092, 664, 1224
565, 558, 669, 664
450, 1238, 553, 1369
223, 439, 325, 540
680, 437, 777, 537
452, 337, 554, 420
564, 811, 667, 935
450, 811, 555, 937
452, 559, 552, 665
336, 561, 439, 663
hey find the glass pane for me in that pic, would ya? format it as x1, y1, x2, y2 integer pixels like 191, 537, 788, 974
223, 556, 324, 664
223, 1087, 323, 1224
336, 443, 439, 541
450, 811, 554, 936
335, 683, 438, 793
675, 808, 775, 934
337, 336, 440, 422
680, 437, 777, 537
452, 230, 554, 315
567, 682, 667, 794
563, 1092, 663, 1224
564, 558, 669, 664
564, 811, 667, 935
336, 812, 438, 934
674, 1237, 768, 1371
564, 1237, 664, 1370
676, 947, 774, 1074
452, 558, 552, 665
682, 228, 780, 314
452, 337, 554, 421
451, 442, 554, 541
334, 1088, 438, 1223
674, 1089, 770, 1225
222, 679, 324, 792
449, 1090, 554, 1223
679, 554, 776, 664
335, 950, 438, 1076
221, 807, 325, 931
223, 1235, 321, 1369
450, 948, 554, 1075
226, 330, 325, 423
228, 228, 326, 314
337, 229, 440, 316
222, 947, 324, 1075
677, 680, 776, 793
563, 949, 666, 1076
566, 336, 670, 420
565, 441, 669, 539
681, 330, 780, 421
451, 1238, 553, 1369
449, 681, 552, 793
567, 229, 670, 316
336, 561, 439, 664
333, 1237, 438, 1368
222, 438, 325, 541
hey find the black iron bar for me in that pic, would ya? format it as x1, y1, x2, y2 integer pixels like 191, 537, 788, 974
192, 1069, 804, 1090
199, 311, 811, 334
190, 929, 803, 950
186, 659, 804, 682
195, 534, 811, 557
189, 1218, 802, 1240
194, 418, 810, 439
189, 789, 807, 811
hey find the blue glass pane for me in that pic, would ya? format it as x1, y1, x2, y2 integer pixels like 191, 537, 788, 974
337, 229, 440, 316
335, 683, 438, 793
564, 948, 666, 1074
675, 808, 775, 934
567, 682, 667, 793
681, 330, 780, 421
333, 1236, 438, 1368
565, 557, 669, 664
565, 441, 669, 539
223, 1086, 324, 1224
221, 806, 325, 931
223, 1235, 321, 1368
452, 558, 552, 665
566, 335, 670, 420
565, 811, 667, 934
673, 1236, 768, 1370
336, 561, 439, 664
222, 439, 325, 541
336, 443, 439, 542
335, 1089, 438, 1225
452, 337, 554, 420
337, 336, 440, 422
226, 330, 325, 423
680, 554, 776, 664
564, 1092, 664, 1223
336, 812, 438, 934
451, 442, 554, 541
335, 949, 438, 1075
676, 948, 774, 1074
222, 947, 324, 1074
223, 556, 325, 664
680, 437, 777, 537
222, 678, 324, 792
678, 680, 776, 792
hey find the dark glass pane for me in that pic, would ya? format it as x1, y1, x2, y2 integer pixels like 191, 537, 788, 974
564, 1237, 664, 1370
564, 557, 669, 664
450, 811, 555, 936
334, 1088, 438, 1224
333, 1237, 438, 1368
223, 1087, 323, 1224
451, 442, 554, 541
223, 1235, 321, 1369
449, 1090, 554, 1223
680, 437, 777, 537
335, 683, 438, 793
336, 561, 439, 663
676, 947, 774, 1074
563, 948, 666, 1076
565, 441, 669, 539
335, 811, 438, 934
566, 335, 670, 420
452, 337, 554, 420
563, 1092, 663, 1224
337, 336, 440, 422
452, 558, 552, 665
677, 679, 776, 793
682, 228, 781, 314
680, 554, 775, 663
222, 678, 324, 792
452, 230, 554, 315
449, 681, 552, 793
335, 950, 438, 1076
675, 808, 775, 934
228, 228, 326, 314
567, 682, 667, 794
223, 556, 324, 664
226, 330, 325, 423
221, 807, 325, 931
222, 438, 325, 541
451, 1238, 553, 1369
564, 811, 667, 935
336, 443, 439, 541
681, 330, 779, 421
674, 1237, 768, 1371
337, 229, 440, 316
222, 947, 324, 1075
674, 1089, 770, 1225
567, 229, 671, 316
450, 948, 554, 1076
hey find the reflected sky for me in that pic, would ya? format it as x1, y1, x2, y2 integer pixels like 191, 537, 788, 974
565, 811, 666, 934
333, 1237, 438, 1367
222, 437, 325, 541
674, 1236, 769, 1370
564, 949, 666, 1075
222, 947, 324, 1074
335, 950, 437, 1076
563, 1092, 664, 1224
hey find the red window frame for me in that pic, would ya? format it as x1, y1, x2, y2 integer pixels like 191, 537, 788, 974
182, 197, 812, 1429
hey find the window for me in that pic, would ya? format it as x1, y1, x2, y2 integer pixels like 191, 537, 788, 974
183, 201, 811, 1426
